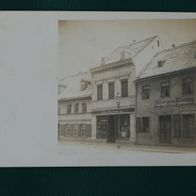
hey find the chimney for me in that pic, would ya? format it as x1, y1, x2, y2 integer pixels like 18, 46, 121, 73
120, 50, 125, 60
101, 57, 105, 65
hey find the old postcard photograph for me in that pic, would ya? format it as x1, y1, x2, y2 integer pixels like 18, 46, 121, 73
1, 12, 196, 166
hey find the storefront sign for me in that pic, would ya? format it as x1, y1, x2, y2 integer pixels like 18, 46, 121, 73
92, 108, 135, 114
154, 97, 194, 109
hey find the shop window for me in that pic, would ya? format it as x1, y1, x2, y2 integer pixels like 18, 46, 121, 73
67, 104, 71, 114
183, 114, 195, 138
119, 114, 130, 138
161, 81, 170, 97
136, 117, 150, 133
74, 103, 79, 113
173, 114, 181, 138
142, 85, 150, 99
182, 78, 193, 95
121, 79, 128, 97
108, 82, 115, 99
96, 116, 108, 139
82, 103, 87, 113
97, 84, 103, 100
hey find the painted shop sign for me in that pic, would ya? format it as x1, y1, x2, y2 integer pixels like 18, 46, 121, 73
154, 97, 194, 108
92, 108, 135, 114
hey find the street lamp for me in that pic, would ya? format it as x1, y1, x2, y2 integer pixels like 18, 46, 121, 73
116, 92, 121, 149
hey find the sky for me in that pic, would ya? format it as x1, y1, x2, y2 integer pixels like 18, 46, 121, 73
58, 19, 196, 79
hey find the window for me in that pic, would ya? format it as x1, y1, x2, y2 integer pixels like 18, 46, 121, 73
183, 114, 195, 138
121, 79, 128, 97
142, 85, 150, 99
81, 124, 86, 137
74, 103, 79, 113
119, 114, 130, 138
173, 114, 181, 138
182, 78, 193, 95
67, 104, 71, 114
97, 84, 103, 100
142, 117, 150, 133
161, 81, 170, 97
82, 103, 87, 113
108, 82, 115, 99
136, 117, 150, 133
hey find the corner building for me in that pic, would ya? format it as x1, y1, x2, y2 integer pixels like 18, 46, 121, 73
135, 40, 196, 146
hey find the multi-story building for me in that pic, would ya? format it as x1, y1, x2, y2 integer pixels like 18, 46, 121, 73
135, 40, 196, 146
58, 72, 94, 141
90, 36, 163, 143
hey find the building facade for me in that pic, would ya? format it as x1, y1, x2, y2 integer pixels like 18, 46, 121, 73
58, 72, 94, 141
58, 36, 164, 144
90, 36, 162, 143
135, 40, 196, 146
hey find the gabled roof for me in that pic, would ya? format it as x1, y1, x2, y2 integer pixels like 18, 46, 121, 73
103, 36, 157, 65
58, 71, 92, 101
137, 40, 196, 80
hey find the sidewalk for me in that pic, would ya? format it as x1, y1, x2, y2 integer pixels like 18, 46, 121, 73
59, 140, 196, 154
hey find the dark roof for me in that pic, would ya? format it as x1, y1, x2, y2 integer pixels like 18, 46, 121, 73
137, 40, 196, 80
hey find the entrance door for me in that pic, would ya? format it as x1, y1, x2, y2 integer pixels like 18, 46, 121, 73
159, 115, 172, 143
107, 115, 117, 143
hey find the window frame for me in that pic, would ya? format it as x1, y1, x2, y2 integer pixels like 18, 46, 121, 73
97, 84, 103, 100
121, 79, 128, 98
182, 77, 193, 95
82, 102, 87, 113
136, 117, 150, 133
142, 84, 150, 100
182, 114, 195, 138
67, 104, 72, 114
108, 81, 115, 99
160, 81, 170, 97
74, 103, 79, 113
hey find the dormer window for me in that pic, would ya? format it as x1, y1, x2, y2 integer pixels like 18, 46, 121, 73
80, 80, 90, 91
157, 60, 165, 67
157, 40, 159, 47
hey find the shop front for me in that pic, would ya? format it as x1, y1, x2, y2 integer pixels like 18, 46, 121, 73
93, 108, 134, 143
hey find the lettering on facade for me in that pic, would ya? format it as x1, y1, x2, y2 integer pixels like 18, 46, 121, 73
92, 108, 135, 114
154, 97, 194, 109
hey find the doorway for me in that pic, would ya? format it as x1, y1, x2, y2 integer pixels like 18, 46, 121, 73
107, 115, 118, 143
159, 115, 172, 143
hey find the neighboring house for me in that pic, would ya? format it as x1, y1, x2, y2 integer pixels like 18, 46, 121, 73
90, 36, 163, 144
135, 40, 196, 146
58, 72, 94, 141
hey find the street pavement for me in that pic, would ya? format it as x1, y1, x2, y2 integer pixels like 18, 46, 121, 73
56, 141, 196, 166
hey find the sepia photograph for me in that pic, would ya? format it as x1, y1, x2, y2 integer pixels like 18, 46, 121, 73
57, 17, 196, 165
0, 12, 196, 166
